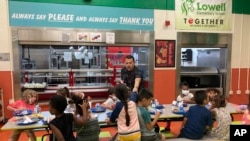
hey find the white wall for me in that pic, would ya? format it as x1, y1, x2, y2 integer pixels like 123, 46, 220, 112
0, 0, 12, 71
231, 14, 250, 68
155, 10, 250, 69
0, 4, 249, 70
154, 10, 176, 41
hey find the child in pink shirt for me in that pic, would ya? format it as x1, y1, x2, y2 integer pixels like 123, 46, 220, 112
7, 89, 38, 141
242, 104, 250, 124
106, 84, 141, 141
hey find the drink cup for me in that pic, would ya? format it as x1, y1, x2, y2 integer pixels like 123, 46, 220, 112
172, 101, 177, 106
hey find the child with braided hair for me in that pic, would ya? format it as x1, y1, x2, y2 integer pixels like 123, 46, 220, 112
106, 84, 141, 141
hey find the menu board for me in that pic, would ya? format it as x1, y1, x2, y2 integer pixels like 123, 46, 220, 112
155, 40, 175, 67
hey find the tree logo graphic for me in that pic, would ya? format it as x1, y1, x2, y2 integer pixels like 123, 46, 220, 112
181, 0, 195, 16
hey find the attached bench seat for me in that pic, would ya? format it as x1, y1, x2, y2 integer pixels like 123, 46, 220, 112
166, 136, 222, 141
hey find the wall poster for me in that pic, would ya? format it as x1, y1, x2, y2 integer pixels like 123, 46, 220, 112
155, 40, 175, 67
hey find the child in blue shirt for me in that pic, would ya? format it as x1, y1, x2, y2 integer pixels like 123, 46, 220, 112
178, 90, 213, 140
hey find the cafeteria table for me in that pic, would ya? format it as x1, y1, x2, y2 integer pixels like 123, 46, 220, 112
1, 111, 50, 131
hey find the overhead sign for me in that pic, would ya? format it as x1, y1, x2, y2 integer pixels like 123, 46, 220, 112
175, 0, 232, 31
9, 1, 154, 31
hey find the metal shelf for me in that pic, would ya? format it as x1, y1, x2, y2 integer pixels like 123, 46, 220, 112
21, 69, 115, 96
180, 67, 219, 75
37, 88, 109, 94
74, 75, 113, 77
22, 69, 113, 73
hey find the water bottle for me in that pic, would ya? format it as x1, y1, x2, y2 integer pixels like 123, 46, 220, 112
179, 105, 184, 113
205, 102, 211, 109
155, 99, 159, 106
152, 103, 156, 110
34, 105, 40, 114
95, 103, 101, 111
172, 101, 177, 111
150, 100, 156, 113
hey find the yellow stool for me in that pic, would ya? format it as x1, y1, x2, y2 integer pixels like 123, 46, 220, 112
29, 137, 46, 141
231, 121, 243, 125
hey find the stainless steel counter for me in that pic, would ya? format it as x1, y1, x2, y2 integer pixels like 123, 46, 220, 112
181, 67, 219, 75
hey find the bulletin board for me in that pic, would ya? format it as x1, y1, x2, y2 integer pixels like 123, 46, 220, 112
155, 40, 175, 67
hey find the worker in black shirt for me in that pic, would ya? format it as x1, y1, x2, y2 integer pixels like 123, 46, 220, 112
120, 55, 144, 93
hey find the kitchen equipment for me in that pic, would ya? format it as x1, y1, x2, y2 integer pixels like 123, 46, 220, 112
180, 67, 223, 93
22, 59, 36, 70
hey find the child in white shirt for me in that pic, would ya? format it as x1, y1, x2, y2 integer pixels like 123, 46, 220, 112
161, 81, 194, 133
101, 86, 118, 109
176, 81, 194, 104
56, 87, 76, 113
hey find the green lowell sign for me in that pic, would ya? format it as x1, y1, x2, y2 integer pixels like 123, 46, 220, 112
9, 1, 154, 31
176, 0, 232, 31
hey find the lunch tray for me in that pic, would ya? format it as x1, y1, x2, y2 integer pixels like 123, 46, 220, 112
91, 107, 106, 113
155, 105, 164, 109
16, 118, 40, 125
13, 110, 33, 116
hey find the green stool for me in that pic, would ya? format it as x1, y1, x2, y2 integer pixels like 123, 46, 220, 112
99, 131, 112, 138
160, 127, 176, 138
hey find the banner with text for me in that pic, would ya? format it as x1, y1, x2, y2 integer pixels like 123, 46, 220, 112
9, 1, 154, 31
175, 0, 232, 31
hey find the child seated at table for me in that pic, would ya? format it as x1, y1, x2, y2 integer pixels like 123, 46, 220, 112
206, 88, 221, 110
101, 86, 118, 110
208, 94, 231, 140
176, 81, 195, 104
48, 95, 89, 141
106, 84, 141, 141
137, 88, 165, 141
205, 88, 234, 121
7, 89, 38, 141
178, 90, 213, 140
72, 94, 100, 141
161, 81, 194, 133
57, 87, 83, 113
